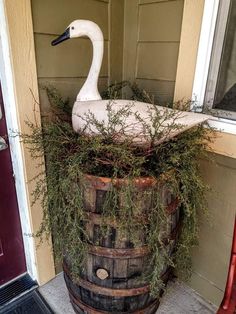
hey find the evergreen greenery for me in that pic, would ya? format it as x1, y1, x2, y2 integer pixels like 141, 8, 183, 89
22, 83, 214, 296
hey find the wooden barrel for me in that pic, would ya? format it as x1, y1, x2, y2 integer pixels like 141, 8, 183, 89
63, 175, 180, 314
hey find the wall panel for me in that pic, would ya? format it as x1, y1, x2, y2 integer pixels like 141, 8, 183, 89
123, 0, 184, 103
136, 79, 175, 104
110, 0, 125, 82
123, 0, 139, 84
189, 154, 236, 306
34, 35, 108, 78
31, 0, 109, 39
139, 0, 184, 42
140, 0, 171, 3
136, 42, 179, 80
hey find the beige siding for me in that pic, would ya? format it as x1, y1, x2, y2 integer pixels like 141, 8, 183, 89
136, 79, 176, 103
174, 0, 205, 101
32, 0, 109, 39
136, 43, 180, 81
31, 0, 124, 106
34, 35, 109, 78
123, 0, 184, 103
109, 0, 125, 82
139, 0, 184, 42
190, 154, 236, 306
123, 0, 139, 83
140, 0, 171, 3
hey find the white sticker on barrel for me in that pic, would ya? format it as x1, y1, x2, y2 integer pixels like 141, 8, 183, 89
96, 268, 109, 280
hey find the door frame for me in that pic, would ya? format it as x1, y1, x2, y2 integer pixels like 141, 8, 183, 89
0, 0, 55, 285
0, 1, 36, 282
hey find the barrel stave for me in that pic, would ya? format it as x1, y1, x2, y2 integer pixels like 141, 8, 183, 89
64, 175, 181, 313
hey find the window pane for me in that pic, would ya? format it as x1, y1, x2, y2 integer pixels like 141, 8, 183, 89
213, 0, 236, 112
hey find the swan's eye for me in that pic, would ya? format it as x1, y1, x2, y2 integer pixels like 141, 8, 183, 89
71, 26, 75, 30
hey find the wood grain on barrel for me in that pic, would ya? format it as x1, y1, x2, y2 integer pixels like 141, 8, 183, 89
64, 175, 181, 313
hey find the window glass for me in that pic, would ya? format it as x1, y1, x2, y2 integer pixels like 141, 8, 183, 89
213, 1, 236, 112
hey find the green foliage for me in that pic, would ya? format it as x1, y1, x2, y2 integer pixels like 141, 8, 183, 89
22, 82, 215, 296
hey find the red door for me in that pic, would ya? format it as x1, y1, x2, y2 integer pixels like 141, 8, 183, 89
0, 84, 26, 286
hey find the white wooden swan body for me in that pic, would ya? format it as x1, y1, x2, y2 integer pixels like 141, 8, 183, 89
52, 20, 210, 145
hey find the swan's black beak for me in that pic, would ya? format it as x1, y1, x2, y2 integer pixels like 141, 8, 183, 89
51, 28, 70, 46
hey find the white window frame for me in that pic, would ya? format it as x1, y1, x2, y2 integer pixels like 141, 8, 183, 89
192, 0, 236, 135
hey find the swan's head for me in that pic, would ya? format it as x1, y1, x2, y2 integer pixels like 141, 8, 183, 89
51, 20, 103, 46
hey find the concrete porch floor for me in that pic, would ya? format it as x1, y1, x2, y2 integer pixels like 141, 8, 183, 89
39, 273, 217, 313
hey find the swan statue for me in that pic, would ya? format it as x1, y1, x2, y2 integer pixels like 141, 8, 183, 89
51, 20, 210, 145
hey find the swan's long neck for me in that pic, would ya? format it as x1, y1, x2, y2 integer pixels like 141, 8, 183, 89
77, 37, 103, 101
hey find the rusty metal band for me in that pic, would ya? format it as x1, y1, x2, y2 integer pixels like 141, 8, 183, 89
64, 262, 172, 299
68, 290, 107, 314
68, 288, 160, 314
88, 244, 149, 259
77, 278, 150, 297
63, 263, 150, 297
84, 174, 157, 190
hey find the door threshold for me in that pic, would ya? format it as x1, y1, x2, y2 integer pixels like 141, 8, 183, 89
0, 273, 37, 308
0, 272, 27, 289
